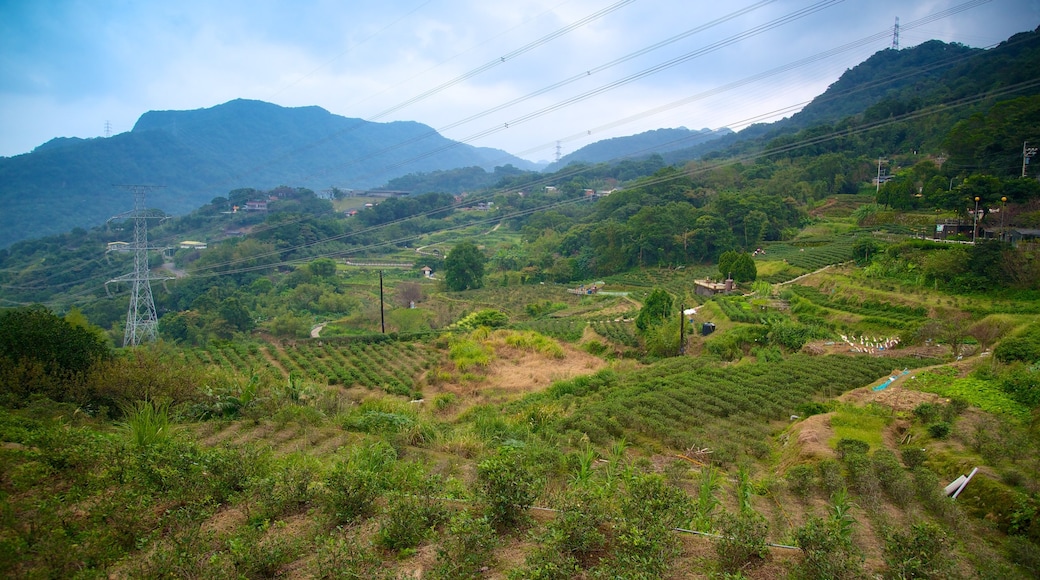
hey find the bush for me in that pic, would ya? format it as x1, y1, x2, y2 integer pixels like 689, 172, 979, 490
323, 441, 396, 524
430, 511, 497, 580
313, 535, 386, 580
901, 447, 927, 470
836, 438, 870, 460
375, 492, 446, 552
787, 464, 816, 499
477, 446, 537, 530
714, 511, 769, 574
928, 422, 952, 440
792, 490, 862, 580
883, 521, 953, 579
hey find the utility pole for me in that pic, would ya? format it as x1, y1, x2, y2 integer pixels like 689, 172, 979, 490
379, 270, 386, 334
678, 303, 685, 355
1023, 141, 1038, 178
106, 185, 173, 347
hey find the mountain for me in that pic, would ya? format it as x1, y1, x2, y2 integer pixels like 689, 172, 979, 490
545, 127, 732, 171
0, 99, 537, 248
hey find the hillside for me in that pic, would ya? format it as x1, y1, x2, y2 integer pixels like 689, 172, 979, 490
545, 127, 732, 171
0, 99, 536, 248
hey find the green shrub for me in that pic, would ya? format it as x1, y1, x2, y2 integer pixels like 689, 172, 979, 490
430, 511, 497, 580
913, 402, 942, 424
714, 510, 769, 574
928, 422, 952, 440
901, 447, 927, 470
323, 441, 396, 524
375, 492, 446, 552
836, 438, 870, 460
787, 464, 816, 499
314, 536, 388, 580
883, 521, 953, 579
792, 490, 862, 580
817, 459, 846, 496
477, 446, 537, 530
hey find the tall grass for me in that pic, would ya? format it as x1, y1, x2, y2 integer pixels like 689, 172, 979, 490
120, 399, 172, 448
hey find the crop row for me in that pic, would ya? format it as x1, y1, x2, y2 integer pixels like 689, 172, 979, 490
787, 285, 927, 321
590, 320, 641, 348
713, 297, 777, 324
182, 340, 438, 397
552, 354, 936, 464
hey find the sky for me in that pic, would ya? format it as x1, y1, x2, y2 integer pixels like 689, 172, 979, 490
1, 0, 1037, 165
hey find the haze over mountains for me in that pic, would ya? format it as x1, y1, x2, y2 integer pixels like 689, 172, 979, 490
0, 100, 538, 248
1, 26, 1038, 249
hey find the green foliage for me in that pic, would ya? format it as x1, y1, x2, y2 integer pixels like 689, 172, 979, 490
836, 438, 870, 460
375, 491, 446, 552
911, 367, 1029, 420
477, 445, 538, 529
635, 287, 674, 333
995, 323, 1040, 364
927, 421, 952, 439
313, 535, 387, 580
456, 308, 509, 330
120, 399, 172, 448
883, 521, 953, 579
0, 305, 111, 404
504, 330, 565, 358
323, 441, 397, 524
449, 336, 494, 371
714, 510, 769, 574
444, 241, 487, 291
430, 511, 497, 580
718, 250, 757, 282
792, 490, 862, 580
787, 464, 816, 499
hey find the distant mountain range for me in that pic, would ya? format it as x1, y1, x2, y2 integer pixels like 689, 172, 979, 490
544, 127, 733, 170
0, 99, 537, 248
2, 25, 1038, 249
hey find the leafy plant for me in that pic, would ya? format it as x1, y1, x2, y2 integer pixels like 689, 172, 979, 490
477, 446, 537, 530
120, 399, 172, 448
713, 510, 769, 574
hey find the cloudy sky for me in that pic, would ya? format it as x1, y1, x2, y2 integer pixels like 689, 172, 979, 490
1, 0, 1036, 164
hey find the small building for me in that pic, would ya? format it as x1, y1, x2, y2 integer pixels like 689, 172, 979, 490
934, 219, 974, 241
421, 266, 434, 278
106, 241, 130, 252
693, 278, 734, 297
244, 200, 268, 211
179, 240, 207, 250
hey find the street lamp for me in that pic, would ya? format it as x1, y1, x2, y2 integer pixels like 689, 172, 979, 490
972, 196, 980, 244
1001, 196, 1007, 241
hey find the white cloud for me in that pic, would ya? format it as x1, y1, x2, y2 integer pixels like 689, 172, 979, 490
0, 0, 1036, 160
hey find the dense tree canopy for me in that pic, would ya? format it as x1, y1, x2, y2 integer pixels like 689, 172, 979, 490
444, 241, 487, 292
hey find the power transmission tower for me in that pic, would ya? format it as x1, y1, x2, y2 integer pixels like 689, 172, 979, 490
555, 141, 562, 163
891, 17, 900, 50
104, 120, 112, 138
106, 185, 172, 347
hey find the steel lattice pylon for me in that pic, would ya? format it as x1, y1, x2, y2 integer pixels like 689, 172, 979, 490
106, 185, 172, 347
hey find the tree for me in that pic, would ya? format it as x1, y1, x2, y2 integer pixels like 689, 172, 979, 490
444, 241, 486, 291
0, 305, 110, 377
308, 257, 337, 278
636, 288, 674, 333
718, 251, 757, 283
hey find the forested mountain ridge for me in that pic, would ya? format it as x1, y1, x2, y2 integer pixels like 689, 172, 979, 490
0, 99, 535, 248
544, 127, 733, 171
663, 26, 1040, 165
